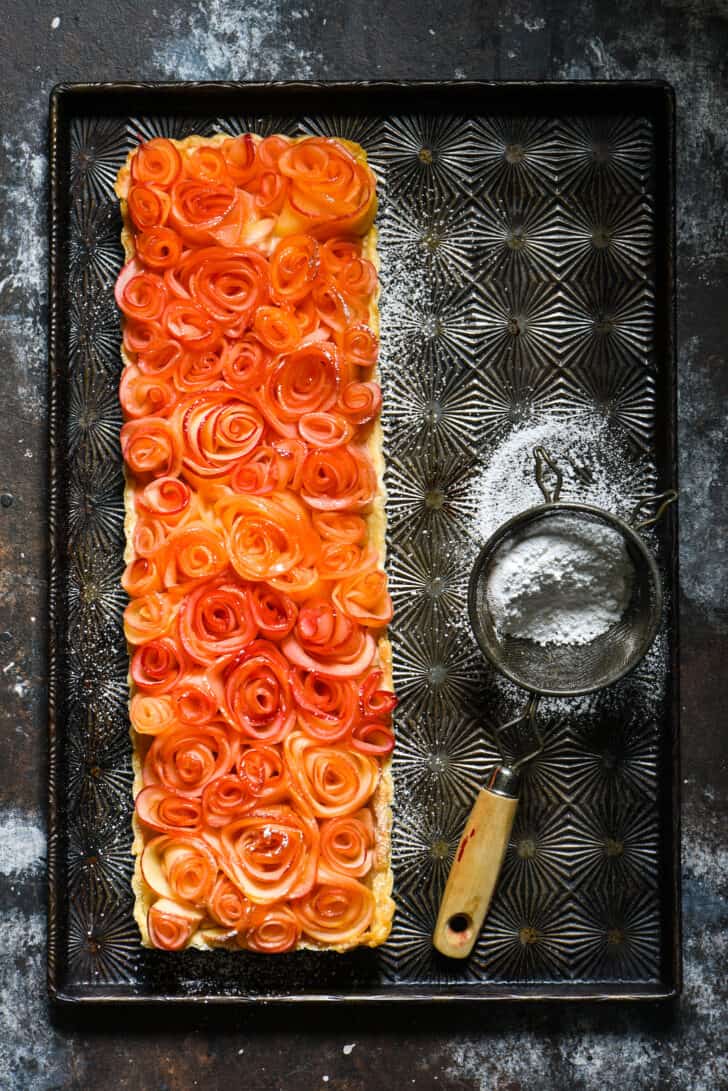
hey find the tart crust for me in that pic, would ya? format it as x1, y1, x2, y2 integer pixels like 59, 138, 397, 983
115, 134, 395, 952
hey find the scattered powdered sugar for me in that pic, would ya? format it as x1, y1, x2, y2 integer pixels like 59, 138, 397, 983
541, 619, 670, 724
486, 515, 634, 646
471, 412, 658, 543
377, 235, 427, 375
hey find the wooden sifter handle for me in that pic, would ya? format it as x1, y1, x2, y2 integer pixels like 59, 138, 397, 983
433, 768, 519, 960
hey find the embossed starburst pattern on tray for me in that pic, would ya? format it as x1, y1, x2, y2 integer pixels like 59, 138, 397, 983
52, 95, 673, 999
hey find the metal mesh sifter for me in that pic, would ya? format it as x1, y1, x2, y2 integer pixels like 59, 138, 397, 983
433, 449, 677, 959
469, 449, 677, 697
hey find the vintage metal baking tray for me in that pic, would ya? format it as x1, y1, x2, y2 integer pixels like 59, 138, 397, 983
48, 81, 679, 1002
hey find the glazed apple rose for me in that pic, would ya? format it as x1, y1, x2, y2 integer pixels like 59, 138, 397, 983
122, 555, 163, 598
298, 411, 354, 449
169, 180, 257, 247
332, 568, 394, 627
341, 322, 379, 368
177, 576, 256, 665
253, 305, 302, 353
136, 476, 192, 525
144, 722, 237, 796
222, 333, 269, 391
141, 834, 219, 905
349, 669, 397, 756
135, 225, 184, 270
275, 137, 377, 239
135, 786, 203, 834
115, 260, 168, 323
170, 676, 220, 724
237, 744, 289, 803
247, 582, 298, 641
240, 903, 302, 953
172, 246, 268, 327
269, 234, 319, 302
220, 804, 319, 903
201, 774, 257, 828
121, 416, 181, 480
131, 635, 185, 694
127, 185, 171, 231
147, 899, 202, 951
161, 525, 228, 587
176, 394, 265, 483
284, 732, 380, 819
223, 638, 295, 743
207, 873, 253, 930
314, 511, 376, 580
131, 137, 182, 188
130, 693, 177, 736
124, 591, 178, 645
290, 668, 358, 742
338, 379, 382, 424
119, 364, 175, 419
292, 869, 375, 945
300, 446, 377, 512
117, 133, 396, 953
282, 598, 376, 676
319, 809, 375, 878
217, 491, 320, 583
260, 342, 341, 438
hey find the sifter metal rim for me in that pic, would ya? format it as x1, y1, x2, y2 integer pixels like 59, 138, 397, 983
467, 501, 664, 698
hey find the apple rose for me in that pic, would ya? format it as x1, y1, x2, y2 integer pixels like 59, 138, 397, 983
219, 804, 319, 903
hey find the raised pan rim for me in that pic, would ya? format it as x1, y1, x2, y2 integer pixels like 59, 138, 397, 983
47, 79, 680, 1004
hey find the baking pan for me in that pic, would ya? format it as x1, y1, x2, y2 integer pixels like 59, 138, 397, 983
48, 80, 679, 1002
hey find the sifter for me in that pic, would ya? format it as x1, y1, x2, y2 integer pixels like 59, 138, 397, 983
433, 448, 676, 959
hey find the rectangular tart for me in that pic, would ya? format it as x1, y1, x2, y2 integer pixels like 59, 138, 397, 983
114, 132, 395, 953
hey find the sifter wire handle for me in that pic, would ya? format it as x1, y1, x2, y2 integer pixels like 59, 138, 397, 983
533, 446, 563, 503
629, 489, 678, 531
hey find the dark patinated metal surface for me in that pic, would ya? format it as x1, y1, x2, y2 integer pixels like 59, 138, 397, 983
0, 0, 726, 1087
48, 79, 679, 1004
